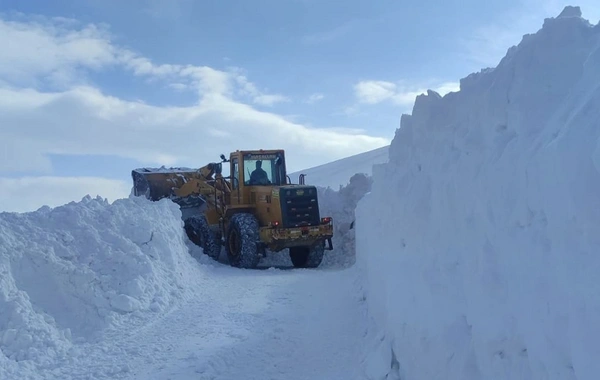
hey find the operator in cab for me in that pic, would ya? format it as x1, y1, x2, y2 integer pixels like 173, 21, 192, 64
249, 160, 270, 185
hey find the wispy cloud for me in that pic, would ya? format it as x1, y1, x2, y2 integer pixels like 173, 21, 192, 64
301, 22, 354, 45
0, 16, 116, 88
305, 93, 324, 104
232, 69, 291, 106
0, 14, 292, 105
354, 81, 397, 105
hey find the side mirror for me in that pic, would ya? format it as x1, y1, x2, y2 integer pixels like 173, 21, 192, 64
220, 154, 226, 161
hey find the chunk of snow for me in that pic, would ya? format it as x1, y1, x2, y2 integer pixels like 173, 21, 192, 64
110, 294, 141, 313
356, 9, 600, 380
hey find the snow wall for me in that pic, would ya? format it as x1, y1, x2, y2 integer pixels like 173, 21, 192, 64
356, 7, 600, 380
0, 195, 200, 378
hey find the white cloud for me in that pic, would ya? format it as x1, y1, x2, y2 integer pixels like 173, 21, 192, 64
0, 17, 116, 88
0, 176, 130, 213
0, 14, 389, 187
306, 93, 324, 104
253, 94, 290, 106
353, 80, 459, 107
0, 16, 282, 102
1, 84, 386, 174
354, 81, 397, 104
232, 69, 290, 106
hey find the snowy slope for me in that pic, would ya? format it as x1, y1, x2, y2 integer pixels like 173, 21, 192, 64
356, 6, 600, 380
290, 145, 389, 189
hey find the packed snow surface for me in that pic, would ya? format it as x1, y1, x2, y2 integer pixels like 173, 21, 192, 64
0, 194, 367, 379
356, 7, 600, 380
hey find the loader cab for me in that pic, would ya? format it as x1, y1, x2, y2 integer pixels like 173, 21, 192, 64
230, 150, 286, 187
228, 150, 287, 203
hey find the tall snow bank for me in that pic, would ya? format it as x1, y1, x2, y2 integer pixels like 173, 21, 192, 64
0, 195, 198, 376
357, 7, 600, 380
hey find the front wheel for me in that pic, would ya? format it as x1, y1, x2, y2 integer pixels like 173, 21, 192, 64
184, 215, 221, 260
289, 241, 325, 268
226, 213, 261, 269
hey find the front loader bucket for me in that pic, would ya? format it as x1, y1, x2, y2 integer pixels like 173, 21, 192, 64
131, 168, 206, 216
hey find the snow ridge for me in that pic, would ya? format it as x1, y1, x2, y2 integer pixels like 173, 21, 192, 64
357, 7, 600, 380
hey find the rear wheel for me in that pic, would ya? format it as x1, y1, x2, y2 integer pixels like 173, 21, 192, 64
184, 215, 221, 260
289, 241, 325, 268
226, 213, 260, 269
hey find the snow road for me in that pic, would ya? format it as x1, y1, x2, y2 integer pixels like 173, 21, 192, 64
49, 257, 367, 380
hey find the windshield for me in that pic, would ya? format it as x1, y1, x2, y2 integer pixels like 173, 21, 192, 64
243, 152, 285, 186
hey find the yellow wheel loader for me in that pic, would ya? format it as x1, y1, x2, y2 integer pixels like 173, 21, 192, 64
131, 149, 333, 269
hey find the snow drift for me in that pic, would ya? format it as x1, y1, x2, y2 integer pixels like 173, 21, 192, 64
0, 195, 199, 378
357, 6, 600, 380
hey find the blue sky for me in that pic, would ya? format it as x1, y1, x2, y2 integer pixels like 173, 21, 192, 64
1, 0, 599, 211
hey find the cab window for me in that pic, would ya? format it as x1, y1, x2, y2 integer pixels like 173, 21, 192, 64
243, 152, 285, 186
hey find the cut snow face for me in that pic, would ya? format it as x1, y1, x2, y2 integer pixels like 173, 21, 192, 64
356, 7, 600, 380
0, 195, 200, 377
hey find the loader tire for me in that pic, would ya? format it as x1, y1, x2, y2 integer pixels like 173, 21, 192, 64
226, 213, 260, 269
289, 241, 325, 268
184, 215, 221, 260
